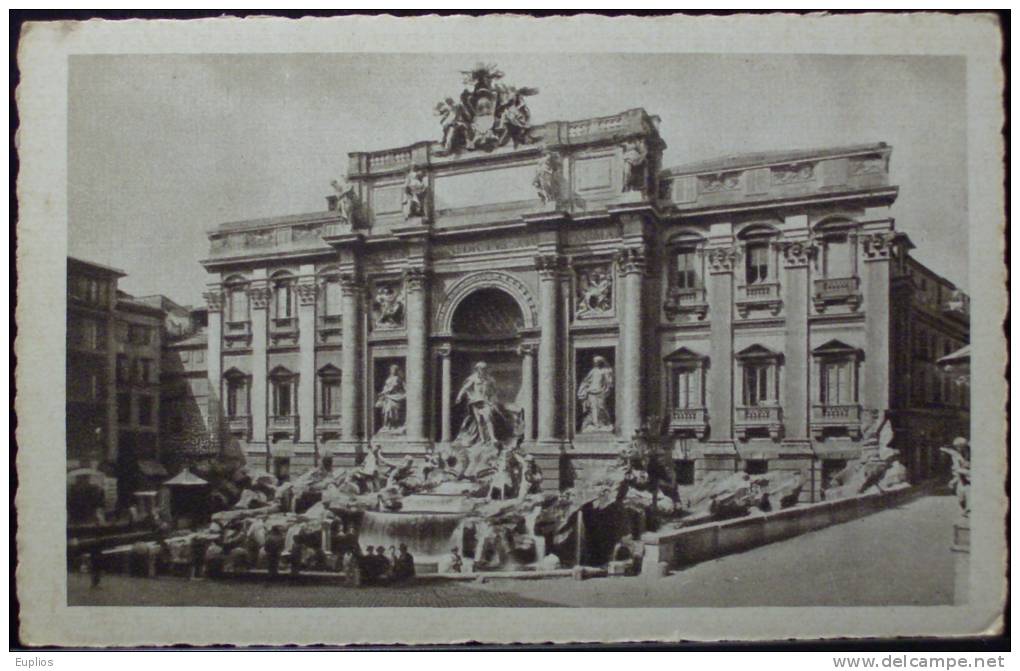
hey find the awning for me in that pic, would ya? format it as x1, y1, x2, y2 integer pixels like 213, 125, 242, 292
138, 460, 168, 478
163, 467, 208, 487
938, 344, 970, 367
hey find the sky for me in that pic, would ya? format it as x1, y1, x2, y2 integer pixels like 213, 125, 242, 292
68, 53, 968, 306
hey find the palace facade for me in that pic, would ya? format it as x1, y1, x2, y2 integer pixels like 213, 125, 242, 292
199, 80, 968, 500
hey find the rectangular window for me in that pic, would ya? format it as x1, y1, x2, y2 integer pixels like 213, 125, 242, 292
745, 244, 769, 285
116, 354, 129, 383
228, 288, 248, 323
321, 377, 341, 416
674, 250, 698, 289
274, 283, 293, 319
824, 236, 853, 278
138, 396, 154, 427
674, 367, 699, 409
744, 459, 768, 475
273, 379, 293, 417
323, 279, 343, 317
820, 359, 854, 405
226, 378, 248, 418
743, 363, 770, 406
117, 393, 131, 424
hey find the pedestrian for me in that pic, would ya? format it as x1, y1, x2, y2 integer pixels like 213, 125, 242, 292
375, 546, 392, 583
89, 547, 102, 589
387, 545, 399, 568
360, 545, 377, 584
446, 546, 463, 574
394, 544, 415, 582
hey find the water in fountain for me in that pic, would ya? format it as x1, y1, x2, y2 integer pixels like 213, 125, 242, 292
357, 510, 466, 563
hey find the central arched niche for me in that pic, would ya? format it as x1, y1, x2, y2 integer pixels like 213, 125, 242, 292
451, 287, 524, 339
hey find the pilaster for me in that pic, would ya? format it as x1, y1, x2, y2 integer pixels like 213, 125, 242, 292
403, 266, 430, 449
779, 228, 815, 442
296, 273, 317, 448
615, 244, 648, 441
706, 244, 738, 444
535, 253, 566, 447
438, 344, 453, 446
248, 278, 271, 446
339, 272, 364, 451
203, 286, 224, 453
861, 231, 895, 414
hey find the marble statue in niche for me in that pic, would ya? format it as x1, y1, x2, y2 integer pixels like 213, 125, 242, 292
533, 153, 560, 205
621, 139, 648, 192
575, 265, 613, 318
454, 361, 519, 448
402, 167, 428, 220
577, 355, 615, 432
375, 364, 406, 435
372, 282, 405, 329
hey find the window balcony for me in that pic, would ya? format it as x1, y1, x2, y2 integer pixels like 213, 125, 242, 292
223, 321, 252, 349
736, 282, 782, 318
810, 403, 862, 439
669, 406, 708, 438
316, 414, 342, 436
226, 415, 252, 438
269, 317, 299, 347
269, 414, 298, 435
663, 287, 708, 321
317, 314, 343, 344
735, 405, 783, 441
813, 276, 862, 312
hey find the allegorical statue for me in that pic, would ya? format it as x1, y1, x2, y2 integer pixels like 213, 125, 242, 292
330, 177, 358, 225
454, 361, 518, 448
373, 283, 404, 329
375, 364, 406, 435
577, 355, 615, 432
575, 267, 612, 317
434, 63, 538, 155
533, 153, 560, 205
402, 167, 428, 220
621, 139, 649, 193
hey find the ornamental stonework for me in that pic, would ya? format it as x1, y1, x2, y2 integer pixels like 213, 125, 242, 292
614, 246, 647, 276
403, 267, 429, 293
707, 246, 739, 274
203, 289, 224, 313
296, 281, 318, 306
779, 240, 818, 268
534, 254, 567, 279
860, 232, 896, 261
247, 284, 272, 309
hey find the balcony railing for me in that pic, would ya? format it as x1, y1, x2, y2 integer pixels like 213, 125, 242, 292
316, 414, 342, 435
735, 404, 783, 441
663, 287, 709, 321
271, 317, 298, 332
669, 407, 708, 437
226, 415, 252, 437
735, 282, 782, 317
269, 415, 298, 433
813, 276, 862, 312
225, 321, 251, 335
810, 403, 862, 439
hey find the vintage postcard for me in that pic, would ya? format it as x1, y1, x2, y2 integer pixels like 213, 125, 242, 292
14, 13, 1007, 646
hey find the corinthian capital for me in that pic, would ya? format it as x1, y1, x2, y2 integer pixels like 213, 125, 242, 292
779, 240, 817, 268
707, 246, 739, 274
339, 273, 365, 296
296, 281, 318, 306
614, 246, 647, 276
203, 289, 224, 313
403, 267, 429, 293
534, 254, 566, 279
860, 232, 897, 261
247, 282, 272, 309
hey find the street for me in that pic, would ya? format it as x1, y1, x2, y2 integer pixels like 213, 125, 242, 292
68, 494, 957, 608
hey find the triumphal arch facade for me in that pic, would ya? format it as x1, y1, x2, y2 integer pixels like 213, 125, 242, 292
201, 65, 968, 499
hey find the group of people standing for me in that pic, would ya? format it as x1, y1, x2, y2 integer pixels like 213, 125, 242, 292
343, 543, 415, 586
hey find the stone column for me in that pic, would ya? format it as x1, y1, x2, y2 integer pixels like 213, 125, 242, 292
707, 246, 738, 442
404, 267, 429, 448
248, 280, 271, 446
438, 345, 453, 445
203, 287, 224, 453
616, 246, 647, 440
861, 232, 894, 413
535, 254, 564, 445
339, 273, 364, 448
296, 277, 318, 448
780, 239, 814, 441
518, 344, 536, 442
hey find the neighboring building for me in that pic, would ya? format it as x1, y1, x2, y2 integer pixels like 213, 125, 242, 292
160, 310, 216, 473
197, 71, 969, 498
112, 293, 166, 501
67, 257, 124, 471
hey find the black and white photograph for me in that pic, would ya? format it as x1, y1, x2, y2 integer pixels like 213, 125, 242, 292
14, 13, 1007, 647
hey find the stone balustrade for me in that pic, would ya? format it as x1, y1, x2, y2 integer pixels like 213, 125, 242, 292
810, 403, 862, 439
226, 416, 252, 438
735, 405, 783, 440
669, 407, 708, 437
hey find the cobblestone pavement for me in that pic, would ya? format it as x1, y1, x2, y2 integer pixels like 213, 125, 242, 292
68, 573, 557, 608
467, 494, 958, 607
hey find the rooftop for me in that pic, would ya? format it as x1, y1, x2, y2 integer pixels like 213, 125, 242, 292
67, 256, 126, 278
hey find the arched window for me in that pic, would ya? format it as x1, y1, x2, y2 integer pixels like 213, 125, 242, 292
223, 368, 250, 418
